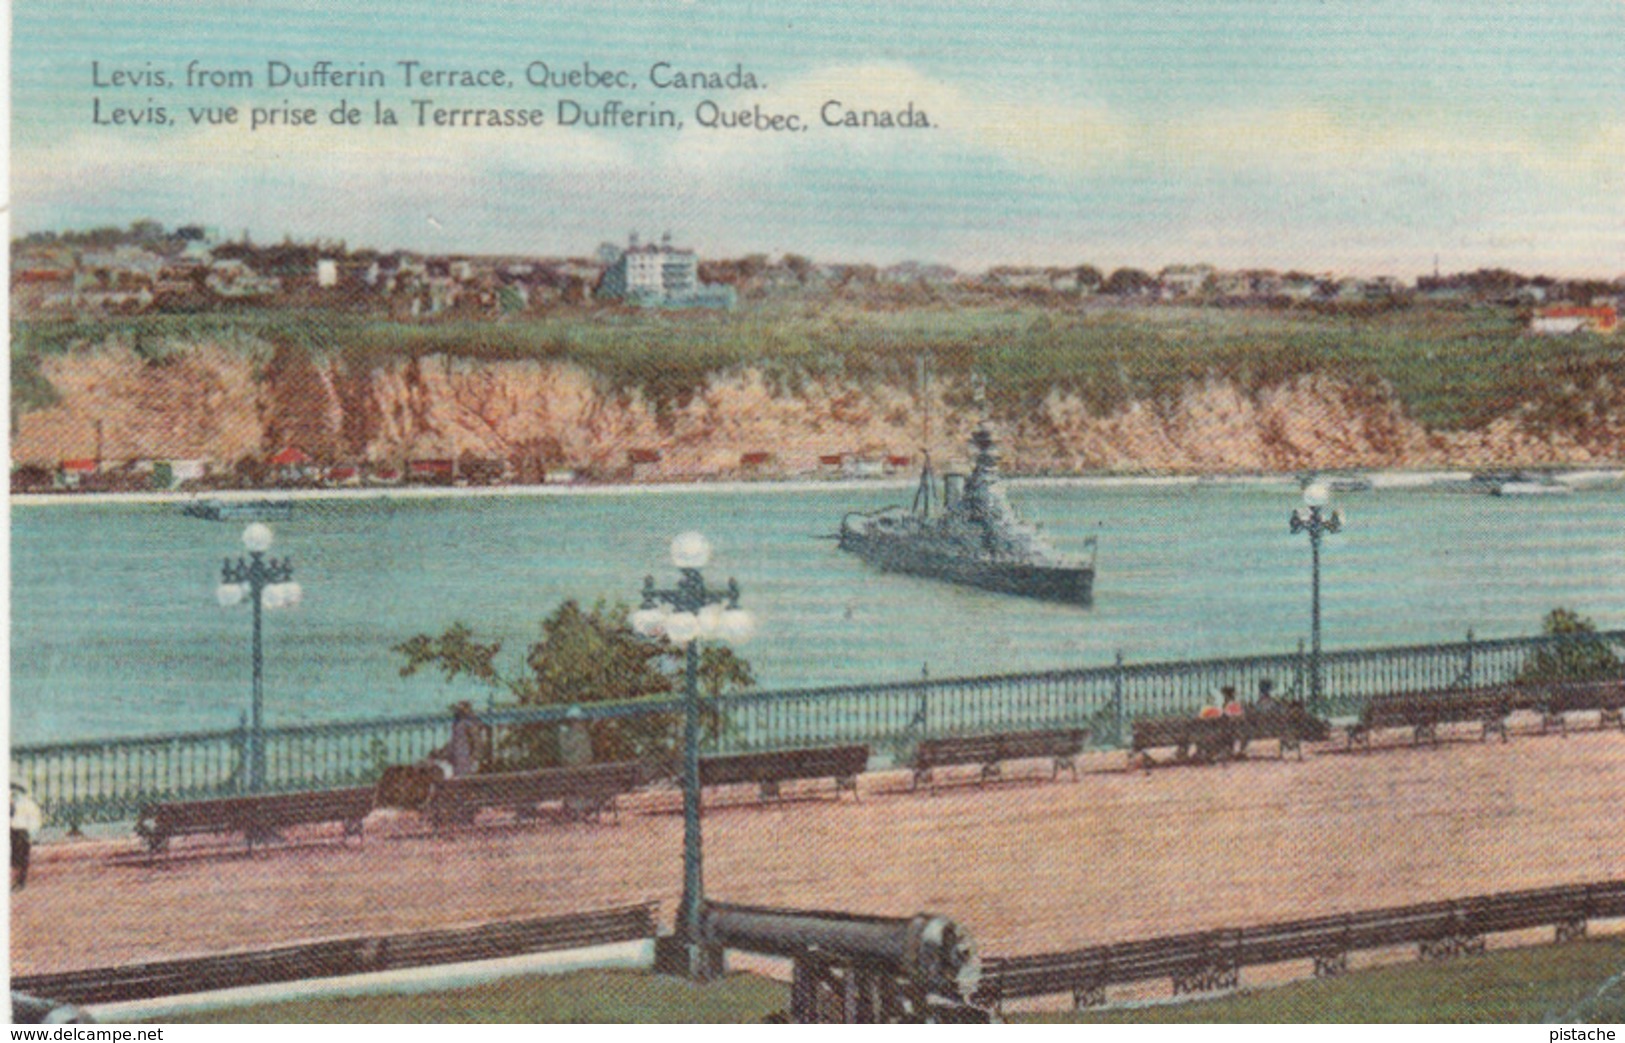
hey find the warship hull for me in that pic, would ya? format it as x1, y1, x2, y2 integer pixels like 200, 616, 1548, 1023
839, 534, 1094, 604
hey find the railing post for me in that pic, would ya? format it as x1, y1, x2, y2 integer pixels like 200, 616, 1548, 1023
1112, 651, 1126, 748
1295, 639, 1306, 703
235, 711, 251, 795
1464, 628, 1475, 690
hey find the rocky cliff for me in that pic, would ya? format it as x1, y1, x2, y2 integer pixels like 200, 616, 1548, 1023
12, 338, 1624, 478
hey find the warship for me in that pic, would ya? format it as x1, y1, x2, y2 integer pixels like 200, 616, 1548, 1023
837, 420, 1097, 604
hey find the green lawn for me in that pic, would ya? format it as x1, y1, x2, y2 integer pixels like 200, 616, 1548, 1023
142, 937, 1625, 1023
153, 969, 789, 1024
1021, 935, 1625, 1024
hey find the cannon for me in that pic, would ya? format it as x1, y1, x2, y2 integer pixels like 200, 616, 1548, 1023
702, 901, 989, 1023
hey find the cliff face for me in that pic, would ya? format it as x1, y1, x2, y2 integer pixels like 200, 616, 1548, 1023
12, 339, 1624, 477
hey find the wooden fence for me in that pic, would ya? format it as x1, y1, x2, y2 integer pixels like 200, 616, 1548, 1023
974, 880, 1625, 1011
13, 903, 659, 1007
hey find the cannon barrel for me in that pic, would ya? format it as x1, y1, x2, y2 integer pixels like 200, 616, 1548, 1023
703, 902, 980, 1000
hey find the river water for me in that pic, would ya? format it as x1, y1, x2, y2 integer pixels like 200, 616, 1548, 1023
10, 478, 1624, 744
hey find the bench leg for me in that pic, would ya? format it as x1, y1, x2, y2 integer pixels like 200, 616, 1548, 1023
911, 767, 931, 792
245, 827, 283, 854
759, 779, 781, 803
1053, 755, 1079, 782
1312, 952, 1348, 978
836, 775, 859, 801
979, 762, 1002, 785
1072, 983, 1106, 1009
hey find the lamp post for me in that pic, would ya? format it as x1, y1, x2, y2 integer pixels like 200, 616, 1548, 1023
1289, 483, 1343, 713
215, 522, 302, 793
631, 532, 755, 982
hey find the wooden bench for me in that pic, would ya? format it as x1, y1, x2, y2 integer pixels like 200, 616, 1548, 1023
911, 728, 1086, 790
700, 745, 869, 802
1235, 703, 1332, 760
1522, 681, 1625, 735
1132, 704, 1331, 767
1346, 689, 1512, 749
424, 761, 650, 831
135, 786, 376, 855
1131, 716, 1238, 767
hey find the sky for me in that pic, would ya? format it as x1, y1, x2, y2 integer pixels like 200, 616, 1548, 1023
9, 0, 1624, 276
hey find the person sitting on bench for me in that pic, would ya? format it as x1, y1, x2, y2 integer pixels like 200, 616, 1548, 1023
431, 700, 490, 778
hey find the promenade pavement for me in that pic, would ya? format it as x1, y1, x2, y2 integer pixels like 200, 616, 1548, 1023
12, 725, 1625, 978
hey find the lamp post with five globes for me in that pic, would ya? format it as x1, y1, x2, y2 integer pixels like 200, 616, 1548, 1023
1289, 482, 1343, 713
215, 522, 302, 794
631, 532, 755, 982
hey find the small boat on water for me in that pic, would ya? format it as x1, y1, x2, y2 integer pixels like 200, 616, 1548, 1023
1469, 471, 1573, 497
1298, 471, 1374, 493
180, 498, 296, 522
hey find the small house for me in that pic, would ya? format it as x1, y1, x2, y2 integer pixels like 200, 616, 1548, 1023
270, 446, 316, 483
58, 458, 98, 489
1531, 305, 1617, 336
407, 459, 456, 484
627, 448, 662, 481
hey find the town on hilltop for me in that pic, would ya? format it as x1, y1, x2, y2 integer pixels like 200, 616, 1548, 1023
13, 221, 1623, 323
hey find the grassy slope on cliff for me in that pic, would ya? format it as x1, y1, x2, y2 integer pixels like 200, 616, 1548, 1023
12, 301, 1620, 431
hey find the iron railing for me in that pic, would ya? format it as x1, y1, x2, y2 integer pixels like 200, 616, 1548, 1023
13, 628, 1623, 830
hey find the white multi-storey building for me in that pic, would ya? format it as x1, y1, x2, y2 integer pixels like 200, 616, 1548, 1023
600, 232, 698, 300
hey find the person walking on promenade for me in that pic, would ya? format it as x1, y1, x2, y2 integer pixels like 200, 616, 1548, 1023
11, 783, 43, 891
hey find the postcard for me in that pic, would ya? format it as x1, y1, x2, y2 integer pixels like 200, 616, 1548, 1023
8, 0, 1625, 1027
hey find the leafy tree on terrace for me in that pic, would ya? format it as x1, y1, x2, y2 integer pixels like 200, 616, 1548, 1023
395, 599, 754, 770
1515, 608, 1622, 686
